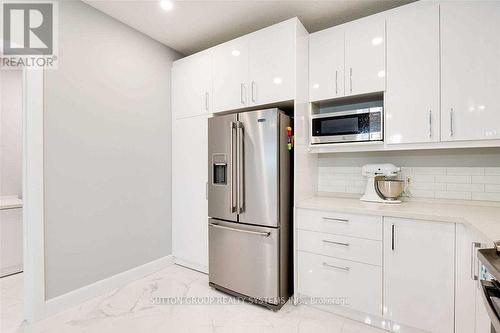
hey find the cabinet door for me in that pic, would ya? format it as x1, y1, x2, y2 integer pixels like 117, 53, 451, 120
345, 16, 386, 96
212, 37, 249, 113
476, 284, 492, 333
455, 224, 482, 333
248, 20, 295, 106
441, 1, 500, 142
309, 28, 344, 102
172, 116, 208, 272
172, 51, 212, 119
385, 3, 439, 144
383, 218, 455, 333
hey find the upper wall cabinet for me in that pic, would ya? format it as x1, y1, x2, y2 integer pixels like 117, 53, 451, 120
441, 1, 500, 142
248, 21, 295, 107
385, 2, 440, 144
212, 19, 297, 113
212, 37, 249, 112
309, 15, 385, 102
172, 51, 212, 119
309, 28, 344, 101
344, 15, 386, 97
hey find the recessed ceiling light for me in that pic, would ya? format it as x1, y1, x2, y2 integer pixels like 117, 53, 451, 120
160, 0, 173, 11
231, 50, 240, 57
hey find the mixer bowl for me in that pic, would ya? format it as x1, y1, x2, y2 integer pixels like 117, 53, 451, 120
376, 179, 404, 200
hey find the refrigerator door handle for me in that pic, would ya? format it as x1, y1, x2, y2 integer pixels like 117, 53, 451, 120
209, 222, 270, 237
237, 121, 244, 214
229, 122, 237, 213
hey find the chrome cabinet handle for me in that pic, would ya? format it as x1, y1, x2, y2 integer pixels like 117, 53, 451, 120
323, 240, 350, 247
429, 110, 432, 138
450, 108, 454, 137
205, 92, 209, 111
209, 223, 270, 237
335, 70, 338, 95
349, 67, 353, 93
237, 121, 244, 214
471, 242, 481, 280
251, 81, 256, 103
391, 224, 395, 251
322, 217, 349, 223
229, 122, 236, 213
323, 262, 350, 272
240, 83, 245, 105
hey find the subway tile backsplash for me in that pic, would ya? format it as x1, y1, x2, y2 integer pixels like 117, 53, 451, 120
318, 166, 500, 202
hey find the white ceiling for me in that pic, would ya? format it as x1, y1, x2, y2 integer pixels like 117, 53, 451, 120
83, 0, 413, 56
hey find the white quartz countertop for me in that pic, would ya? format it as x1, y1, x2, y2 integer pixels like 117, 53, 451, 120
0, 196, 23, 210
296, 196, 500, 243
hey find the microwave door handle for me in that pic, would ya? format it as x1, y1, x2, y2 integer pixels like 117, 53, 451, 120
229, 122, 236, 213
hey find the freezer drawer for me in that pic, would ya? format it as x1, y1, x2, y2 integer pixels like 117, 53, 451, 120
208, 218, 280, 304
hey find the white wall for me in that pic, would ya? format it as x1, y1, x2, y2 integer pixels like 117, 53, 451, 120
43, 0, 181, 299
0, 70, 23, 197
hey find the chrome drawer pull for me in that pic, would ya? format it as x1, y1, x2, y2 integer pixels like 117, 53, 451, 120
323, 240, 350, 247
209, 223, 270, 237
323, 262, 350, 272
322, 217, 349, 223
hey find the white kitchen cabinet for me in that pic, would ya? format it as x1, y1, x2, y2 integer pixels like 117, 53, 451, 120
172, 51, 212, 119
455, 224, 480, 333
344, 15, 386, 97
476, 284, 492, 333
248, 20, 295, 106
309, 28, 344, 102
212, 37, 249, 113
298, 251, 382, 316
298, 229, 382, 266
383, 217, 455, 333
212, 19, 298, 113
441, 1, 500, 142
296, 208, 382, 241
172, 115, 208, 272
456, 224, 492, 333
385, 2, 440, 144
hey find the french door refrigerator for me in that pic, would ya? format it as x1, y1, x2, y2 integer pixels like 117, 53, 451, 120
208, 108, 292, 310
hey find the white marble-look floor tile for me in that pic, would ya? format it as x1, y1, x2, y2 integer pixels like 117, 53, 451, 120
2, 264, 386, 333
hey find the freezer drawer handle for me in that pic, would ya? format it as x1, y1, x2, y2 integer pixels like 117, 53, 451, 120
322, 262, 350, 272
209, 223, 270, 237
322, 217, 349, 223
323, 240, 350, 247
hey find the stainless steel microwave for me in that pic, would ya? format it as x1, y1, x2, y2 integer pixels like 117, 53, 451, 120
310, 107, 383, 144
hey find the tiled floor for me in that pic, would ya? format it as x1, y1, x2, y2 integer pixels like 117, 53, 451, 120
1, 264, 385, 333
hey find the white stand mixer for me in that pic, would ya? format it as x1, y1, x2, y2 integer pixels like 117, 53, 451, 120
360, 164, 402, 204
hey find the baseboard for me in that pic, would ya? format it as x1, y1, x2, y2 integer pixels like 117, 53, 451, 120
174, 257, 208, 274
44, 255, 174, 318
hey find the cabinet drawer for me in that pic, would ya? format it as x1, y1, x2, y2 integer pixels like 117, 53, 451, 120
298, 230, 382, 266
298, 251, 382, 316
296, 208, 382, 240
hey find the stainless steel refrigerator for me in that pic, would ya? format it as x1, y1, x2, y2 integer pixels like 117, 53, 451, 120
208, 108, 292, 310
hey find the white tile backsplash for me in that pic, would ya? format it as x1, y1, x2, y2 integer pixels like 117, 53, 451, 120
485, 168, 500, 175
318, 166, 500, 202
